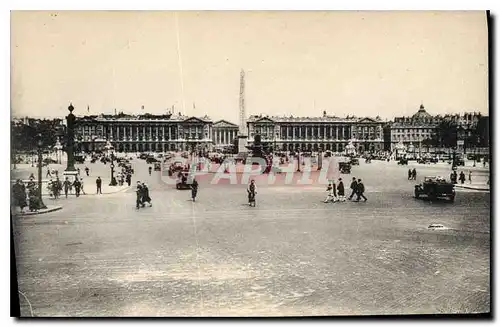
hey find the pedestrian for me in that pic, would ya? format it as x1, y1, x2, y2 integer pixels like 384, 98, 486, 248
12, 180, 27, 213
468, 171, 472, 184
46, 167, 52, 178
324, 183, 336, 203
348, 177, 358, 200
247, 180, 257, 207
337, 178, 345, 202
77, 167, 81, 176
412, 168, 417, 180
63, 177, 71, 198
459, 171, 466, 184
126, 173, 131, 186
73, 178, 81, 197
141, 183, 152, 207
355, 179, 367, 202
148, 166, 152, 176
80, 178, 86, 195
408, 169, 412, 180
54, 177, 61, 199
85, 166, 90, 176
96, 176, 102, 194
135, 183, 143, 209
191, 177, 199, 202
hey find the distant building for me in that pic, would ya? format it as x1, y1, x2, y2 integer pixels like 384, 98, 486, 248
246, 112, 385, 153
390, 104, 441, 152
74, 113, 214, 153
212, 120, 239, 151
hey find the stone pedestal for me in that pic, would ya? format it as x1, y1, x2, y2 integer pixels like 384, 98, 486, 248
238, 135, 248, 154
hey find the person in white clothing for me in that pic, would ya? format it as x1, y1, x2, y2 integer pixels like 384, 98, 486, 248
324, 182, 337, 203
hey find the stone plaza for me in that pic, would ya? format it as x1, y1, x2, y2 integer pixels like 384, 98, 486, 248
12, 156, 490, 316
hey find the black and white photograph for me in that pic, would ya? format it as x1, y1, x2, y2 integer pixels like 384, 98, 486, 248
9, 10, 491, 317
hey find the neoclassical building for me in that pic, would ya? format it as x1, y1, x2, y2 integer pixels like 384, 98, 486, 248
74, 113, 214, 153
212, 120, 239, 150
390, 104, 440, 151
246, 113, 385, 153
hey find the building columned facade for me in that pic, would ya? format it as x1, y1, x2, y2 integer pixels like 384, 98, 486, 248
212, 120, 239, 150
74, 113, 214, 153
246, 113, 385, 153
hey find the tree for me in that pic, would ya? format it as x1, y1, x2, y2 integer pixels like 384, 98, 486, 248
435, 120, 458, 148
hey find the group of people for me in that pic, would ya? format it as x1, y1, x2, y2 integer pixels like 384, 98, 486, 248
323, 177, 367, 203
135, 181, 152, 209
407, 168, 417, 180
48, 176, 85, 198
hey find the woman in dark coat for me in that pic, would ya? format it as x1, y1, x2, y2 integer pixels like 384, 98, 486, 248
141, 183, 152, 207
337, 178, 345, 202
136, 184, 143, 209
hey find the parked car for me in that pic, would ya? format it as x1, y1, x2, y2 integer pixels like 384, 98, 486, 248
414, 176, 455, 202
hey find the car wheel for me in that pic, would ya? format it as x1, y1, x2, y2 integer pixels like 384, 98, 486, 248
414, 190, 420, 199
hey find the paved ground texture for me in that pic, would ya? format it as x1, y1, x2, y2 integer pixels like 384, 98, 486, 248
12, 159, 490, 317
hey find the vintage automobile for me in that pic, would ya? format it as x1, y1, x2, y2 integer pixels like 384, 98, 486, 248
349, 158, 360, 165
154, 162, 161, 171
168, 161, 185, 176
414, 176, 456, 202
398, 158, 409, 165
339, 162, 352, 174
176, 172, 192, 190
418, 157, 438, 164
146, 157, 160, 164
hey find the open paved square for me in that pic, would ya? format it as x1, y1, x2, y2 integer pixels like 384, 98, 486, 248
12, 158, 490, 316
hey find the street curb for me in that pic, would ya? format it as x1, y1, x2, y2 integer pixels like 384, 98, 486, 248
455, 185, 490, 191
17, 206, 63, 216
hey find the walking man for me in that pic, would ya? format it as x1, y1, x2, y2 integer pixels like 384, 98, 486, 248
412, 168, 417, 180
337, 178, 345, 202
63, 177, 71, 198
247, 180, 257, 207
355, 179, 367, 202
73, 178, 82, 197
96, 176, 102, 194
148, 166, 152, 176
459, 171, 466, 184
408, 169, 412, 180
85, 166, 90, 176
468, 171, 472, 184
348, 177, 358, 200
191, 177, 199, 202
46, 167, 52, 178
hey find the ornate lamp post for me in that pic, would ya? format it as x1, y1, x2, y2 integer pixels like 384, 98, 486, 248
36, 133, 47, 210
65, 103, 77, 173
296, 149, 301, 172
109, 158, 117, 186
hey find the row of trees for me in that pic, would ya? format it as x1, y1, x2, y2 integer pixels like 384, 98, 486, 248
11, 119, 66, 153
420, 119, 487, 150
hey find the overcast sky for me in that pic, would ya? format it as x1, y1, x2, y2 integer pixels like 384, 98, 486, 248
11, 11, 488, 122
